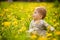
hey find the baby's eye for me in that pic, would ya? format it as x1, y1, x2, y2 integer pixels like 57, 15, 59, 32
34, 12, 37, 14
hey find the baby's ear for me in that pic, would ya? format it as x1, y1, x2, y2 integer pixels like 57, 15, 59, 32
39, 15, 42, 18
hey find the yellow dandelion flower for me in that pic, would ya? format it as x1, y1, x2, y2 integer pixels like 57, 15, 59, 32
0, 14, 3, 16
4, 8, 9, 12
2, 22, 11, 27
22, 26, 26, 31
13, 21, 18, 25
53, 19, 56, 22
20, 6, 23, 9
21, 18, 24, 21
7, 15, 12, 18
28, 15, 31, 18
54, 23, 59, 27
18, 29, 21, 32
46, 33, 52, 37
55, 31, 60, 35
30, 34, 37, 39
18, 26, 26, 32
52, 38, 56, 40
37, 36, 47, 40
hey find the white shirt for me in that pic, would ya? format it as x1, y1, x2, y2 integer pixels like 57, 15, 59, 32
28, 20, 54, 36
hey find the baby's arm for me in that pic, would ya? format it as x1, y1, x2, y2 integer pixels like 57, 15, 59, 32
28, 20, 38, 33
28, 20, 34, 33
43, 20, 55, 31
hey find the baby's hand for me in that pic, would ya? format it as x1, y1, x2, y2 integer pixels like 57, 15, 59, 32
26, 29, 34, 33
27, 29, 34, 33
50, 27, 55, 31
27, 28, 38, 33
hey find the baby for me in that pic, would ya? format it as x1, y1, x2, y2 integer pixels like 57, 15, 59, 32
28, 7, 55, 36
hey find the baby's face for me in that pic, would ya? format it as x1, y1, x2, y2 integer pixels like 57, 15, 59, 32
33, 10, 42, 20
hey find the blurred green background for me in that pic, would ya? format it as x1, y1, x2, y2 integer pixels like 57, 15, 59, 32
0, 0, 60, 40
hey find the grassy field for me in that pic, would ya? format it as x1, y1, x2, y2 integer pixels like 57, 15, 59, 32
0, 2, 60, 40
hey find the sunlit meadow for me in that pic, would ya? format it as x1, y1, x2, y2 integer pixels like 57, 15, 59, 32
0, 2, 60, 40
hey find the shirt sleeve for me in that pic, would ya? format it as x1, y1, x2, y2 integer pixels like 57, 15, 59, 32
43, 20, 55, 31
28, 20, 38, 33
28, 20, 34, 33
